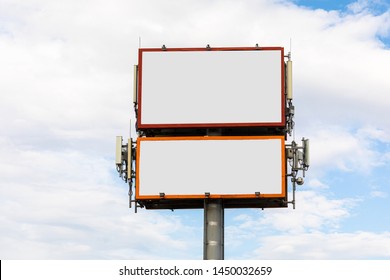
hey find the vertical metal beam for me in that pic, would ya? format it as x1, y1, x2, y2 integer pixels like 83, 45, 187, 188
203, 199, 224, 260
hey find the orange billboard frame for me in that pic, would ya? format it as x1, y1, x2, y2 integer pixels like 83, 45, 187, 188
136, 136, 286, 201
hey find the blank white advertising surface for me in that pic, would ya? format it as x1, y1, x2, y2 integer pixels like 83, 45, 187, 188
136, 136, 286, 199
138, 48, 284, 128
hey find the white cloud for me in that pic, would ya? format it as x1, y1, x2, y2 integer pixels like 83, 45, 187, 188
226, 191, 357, 238
301, 125, 389, 176
306, 178, 329, 189
357, 126, 390, 143
1, 0, 390, 260
224, 189, 389, 259
369, 183, 388, 198
347, 0, 390, 16
0, 139, 201, 259
251, 231, 390, 259
370, 190, 387, 198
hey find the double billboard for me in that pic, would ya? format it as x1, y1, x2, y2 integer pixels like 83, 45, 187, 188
137, 47, 285, 129
133, 46, 288, 209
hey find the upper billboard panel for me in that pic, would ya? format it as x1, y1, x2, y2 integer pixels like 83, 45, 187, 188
137, 47, 285, 129
136, 136, 286, 201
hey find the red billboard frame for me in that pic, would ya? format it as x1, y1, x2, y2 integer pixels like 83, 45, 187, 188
137, 47, 285, 129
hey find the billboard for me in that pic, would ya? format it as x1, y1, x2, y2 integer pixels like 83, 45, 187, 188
136, 136, 286, 201
137, 47, 285, 129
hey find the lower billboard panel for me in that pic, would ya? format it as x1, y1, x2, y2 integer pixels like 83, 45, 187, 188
136, 136, 287, 209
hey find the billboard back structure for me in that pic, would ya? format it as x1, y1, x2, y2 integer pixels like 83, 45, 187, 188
135, 136, 287, 209
137, 47, 285, 130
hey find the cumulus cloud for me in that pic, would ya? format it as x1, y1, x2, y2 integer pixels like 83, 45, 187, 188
1, 0, 390, 259
370, 190, 387, 198
225, 191, 357, 242
251, 231, 390, 259
306, 178, 329, 189
0, 138, 201, 259
305, 125, 389, 175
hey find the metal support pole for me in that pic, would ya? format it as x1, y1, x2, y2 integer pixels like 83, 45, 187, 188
203, 199, 224, 260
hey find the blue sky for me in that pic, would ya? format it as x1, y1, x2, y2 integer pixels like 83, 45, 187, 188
0, 0, 390, 259
295, 0, 364, 11
296, 0, 389, 13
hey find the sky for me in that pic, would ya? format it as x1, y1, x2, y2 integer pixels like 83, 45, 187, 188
0, 0, 390, 260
